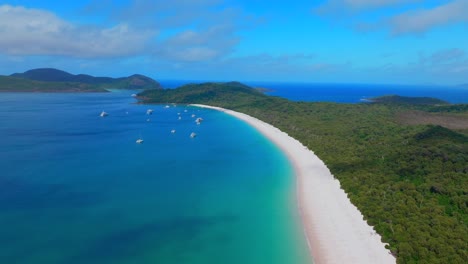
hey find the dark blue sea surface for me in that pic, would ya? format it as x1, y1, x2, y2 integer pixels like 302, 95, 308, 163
159, 80, 468, 104
0, 91, 310, 264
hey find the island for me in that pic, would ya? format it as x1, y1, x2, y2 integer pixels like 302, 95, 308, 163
139, 82, 467, 264
0, 68, 162, 92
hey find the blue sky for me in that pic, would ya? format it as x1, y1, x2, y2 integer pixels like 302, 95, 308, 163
1, 0, 467, 85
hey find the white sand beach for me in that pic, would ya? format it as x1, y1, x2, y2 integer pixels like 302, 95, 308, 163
191, 104, 396, 264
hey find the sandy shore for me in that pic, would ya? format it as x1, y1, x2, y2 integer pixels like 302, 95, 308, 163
191, 104, 395, 264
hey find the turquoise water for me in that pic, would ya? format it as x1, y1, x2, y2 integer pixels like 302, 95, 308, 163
0, 91, 311, 264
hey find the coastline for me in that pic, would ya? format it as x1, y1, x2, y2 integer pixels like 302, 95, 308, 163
191, 104, 395, 264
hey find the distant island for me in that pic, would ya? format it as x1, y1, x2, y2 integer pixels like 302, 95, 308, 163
0, 68, 161, 92
139, 82, 467, 263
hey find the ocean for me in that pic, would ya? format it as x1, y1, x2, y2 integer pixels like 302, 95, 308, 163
0, 91, 310, 264
1, 82, 466, 263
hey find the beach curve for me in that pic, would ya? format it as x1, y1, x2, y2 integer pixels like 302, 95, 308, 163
191, 104, 396, 264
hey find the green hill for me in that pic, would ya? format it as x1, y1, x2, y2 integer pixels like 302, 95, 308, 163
140, 82, 468, 263
1, 68, 161, 92
370, 95, 449, 105
0, 76, 108, 92
139, 81, 269, 106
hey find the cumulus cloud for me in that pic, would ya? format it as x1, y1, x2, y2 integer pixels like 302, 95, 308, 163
315, 0, 419, 14
389, 0, 468, 35
0, 5, 155, 58
155, 24, 239, 62
0, 1, 249, 61
365, 48, 468, 84
315, 0, 468, 36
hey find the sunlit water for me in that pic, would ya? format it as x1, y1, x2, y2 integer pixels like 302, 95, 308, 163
0, 91, 311, 264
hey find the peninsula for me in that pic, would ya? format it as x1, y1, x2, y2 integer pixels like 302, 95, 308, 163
0, 68, 161, 92
139, 82, 468, 264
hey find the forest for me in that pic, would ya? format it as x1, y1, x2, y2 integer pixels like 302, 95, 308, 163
140, 82, 467, 263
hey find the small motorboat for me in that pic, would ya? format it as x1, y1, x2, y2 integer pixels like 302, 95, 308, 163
100, 111, 108, 117
171, 129, 176, 134
190, 132, 197, 138
146, 109, 154, 115
136, 138, 144, 144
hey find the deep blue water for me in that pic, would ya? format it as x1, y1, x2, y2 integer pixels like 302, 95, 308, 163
159, 80, 468, 104
0, 91, 310, 264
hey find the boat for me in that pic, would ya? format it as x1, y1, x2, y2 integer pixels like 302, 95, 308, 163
136, 138, 144, 144
171, 129, 176, 134
195, 117, 203, 123
146, 109, 154, 115
165, 105, 170, 108
191, 114, 196, 118
131, 94, 137, 97
178, 116, 182, 120
100, 111, 108, 117
190, 132, 197, 138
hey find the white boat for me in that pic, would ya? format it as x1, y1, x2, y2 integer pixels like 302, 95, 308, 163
184, 110, 188, 113
195, 117, 203, 123
191, 114, 196, 118
146, 109, 154, 115
136, 138, 144, 144
190, 132, 197, 138
131, 94, 137, 97
178, 116, 182, 120
100, 111, 108, 117
171, 129, 176, 134
165, 105, 170, 108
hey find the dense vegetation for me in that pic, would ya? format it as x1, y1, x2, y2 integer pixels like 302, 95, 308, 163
0, 76, 109, 92
0, 68, 161, 92
140, 83, 468, 263
370, 95, 449, 105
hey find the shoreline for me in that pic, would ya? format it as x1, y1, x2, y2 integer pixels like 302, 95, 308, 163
191, 104, 395, 264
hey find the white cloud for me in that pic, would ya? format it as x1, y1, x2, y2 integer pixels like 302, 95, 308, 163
315, 0, 468, 36
315, 0, 420, 14
0, 5, 155, 58
0, 1, 249, 61
155, 24, 239, 62
343, 0, 417, 9
390, 0, 468, 35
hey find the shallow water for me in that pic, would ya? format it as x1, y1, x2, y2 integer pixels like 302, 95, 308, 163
0, 91, 311, 264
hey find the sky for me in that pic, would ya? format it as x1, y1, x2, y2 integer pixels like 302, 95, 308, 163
0, 0, 467, 85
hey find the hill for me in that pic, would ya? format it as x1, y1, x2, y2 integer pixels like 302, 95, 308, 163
140, 82, 468, 263
370, 95, 449, 105
1, 68, 161, 92
139, 81, 270, 106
